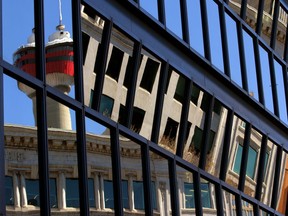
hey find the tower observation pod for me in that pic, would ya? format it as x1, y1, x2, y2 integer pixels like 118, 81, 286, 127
13, 25, 74, 130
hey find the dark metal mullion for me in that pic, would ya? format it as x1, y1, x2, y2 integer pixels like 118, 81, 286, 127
235, 195, 243, 216
240, 0, 247, 20
219, 2, 231, 77
91, 20, 113, 111
72, 1, 90, 214
151, 61, 169, 143
219, 109, 234, 181
215, 184, 224, 216
199, 95, 214, 170
256, 0, 265, 35
255, 134, 268, 200
125, 41, 142, 128
141, 142, 153, 216
193, 172, 203, 216
270, 0, 280, 50
284, 24, 288, 62
237, 22, 248, 91
180, 0, 190, 44
268, 53, 279, 117
271, 145, 283, 209
176, 79, 193, 157
157, 0, 166, 25
169, 159, 180, 216
282, 66, 288, 120
0, 0, 5, 213
34, 0, 50, 215
253, 38, 265, 105
238, 122, 251, 192
253, 204, 260, 216
110, 126, 124, 216
200, 0, 211, 61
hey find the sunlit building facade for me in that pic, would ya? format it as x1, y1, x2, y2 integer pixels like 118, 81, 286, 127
1, 0, 288, 216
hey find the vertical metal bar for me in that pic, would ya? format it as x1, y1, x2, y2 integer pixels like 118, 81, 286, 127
0, 0, 5, 213
151, 61, 169, 143
141, 141, 153, 216
169, 159, 180, 216
110, 126, 124, 216
34, 0, 50, 215
219, 2, 231, 77
72, 1, 90, 215
193, 172, 203, 216
125, 41, 142, 128
200, 0, 211, 61
255, 134, 268, 200
220, 109, 234, 181
91, 20, 113, 111
240, 0, 247, 20
256, 0, 265, 35
157, 0, 166, 25
215, 184, 224, 216
284, 23, 288, 62
199, 95, 214, 170
253, 204, 260, 216
238, 122, 251, 192
235, 195, 243, 216
270, 0, 280, 50
268, 53, 279, 117
253, 38, 265, 105
180, 0, 190, 44
271, 145, 283, 209
237, 23, 248, 91
282, 66, 288, 119
176, 79, 192, 157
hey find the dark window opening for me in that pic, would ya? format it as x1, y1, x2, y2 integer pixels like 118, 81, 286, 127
185, 122, 192, 143
190, 127, 215, 153
83, 5, 97, 19
161, 117, 179, 148
165, 68, 173, 94
106, 47, 124, 81
123, 54, 143, 88
131, 107, 145, 133
82, 32, 90, 64
191, 85, 200, 105
118, 104, 127, 125
100, 94, 114, 117
140, 58, 160, 93
174, 75, 186, 104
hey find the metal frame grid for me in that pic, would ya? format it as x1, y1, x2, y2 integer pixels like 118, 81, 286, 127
0, 0, 288, 215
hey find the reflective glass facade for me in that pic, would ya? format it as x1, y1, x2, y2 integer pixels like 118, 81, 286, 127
1, 0, 288, 215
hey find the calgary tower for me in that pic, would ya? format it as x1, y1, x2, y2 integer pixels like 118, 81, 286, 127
13, 0, 74, 130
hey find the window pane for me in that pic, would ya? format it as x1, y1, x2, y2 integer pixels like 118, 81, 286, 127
233, 144, 243, 174
259, 46, 274, 113
184, 182, 195, 208
247, 146, 257, 179
5, 176, 14, 206
66, 178, 79, 208
187, 0, 204, 56
139, 0, 158, 19
243, 30, 259, 100
133, 181, 145, 210
207, 0, 224, 71
164, 0, 182, 38
104, 180, 129, 209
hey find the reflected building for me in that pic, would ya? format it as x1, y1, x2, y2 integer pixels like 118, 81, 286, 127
2, 0, 288, 216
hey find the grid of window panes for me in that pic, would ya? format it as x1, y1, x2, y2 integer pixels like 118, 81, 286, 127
0, 0, 288, 216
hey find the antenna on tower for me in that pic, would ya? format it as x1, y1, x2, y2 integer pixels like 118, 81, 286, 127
58, 0, 63, 26
57, 0, 65, 31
